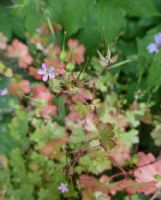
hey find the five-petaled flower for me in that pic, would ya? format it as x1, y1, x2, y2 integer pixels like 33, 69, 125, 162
147, 32, 161, 53
58, 183, 69, 193
37, 63, 55, 81
0, 88, 8, 96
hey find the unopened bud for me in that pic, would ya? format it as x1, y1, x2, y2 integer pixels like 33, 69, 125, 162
60, 49, 66, 62
66, 62, 75, 72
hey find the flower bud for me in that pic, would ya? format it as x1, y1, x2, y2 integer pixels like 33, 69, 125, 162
60, 49, 66, 62
66, 62, 75, 72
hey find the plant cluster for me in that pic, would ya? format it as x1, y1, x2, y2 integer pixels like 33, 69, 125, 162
0, 0, 161, 200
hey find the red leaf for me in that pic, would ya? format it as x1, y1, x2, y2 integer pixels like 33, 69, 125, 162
8, 39, 32, 68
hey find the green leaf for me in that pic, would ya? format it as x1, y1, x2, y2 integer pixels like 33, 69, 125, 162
0, 5, 25, 39
9, 148, 27, 183
61, 0, 94, 36
0, 123, 17, 155
0, 5, 12, 39
120, 0, 160, 18
30, 119, 65, 149
119, 129, 139, 148
98, 94, 118, 123
77, 3, 100, 54
8, 107, 29, 150
146, 51, 161, 89
38, 186, 60, 200
7, 148, 40, 200
49, 78, 62, 93
124, 193, 150, 200
76, 148, 111, 175
29, 152, 55, 177
151, 124, 161, 146
97, 0, 125, 44
70, 124, 87, 144
25, 9, 42, 34
126, 104, 145, 128
100, 125, 116, 149
74, 102, 88, 120
13, 0, 43, 34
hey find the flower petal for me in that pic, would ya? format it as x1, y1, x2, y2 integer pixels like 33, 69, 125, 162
37, 69, 45, 75
147, 43, 158, 53
48, 66, 55, 72
155, 33, 161, 44
42, 63, 47, 70
0, 88, 8, 96
49, 72, 55, 79
58, 183, 68, 193
42, 74, 48, 81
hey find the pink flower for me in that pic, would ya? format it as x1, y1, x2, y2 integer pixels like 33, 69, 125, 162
8, 39, 32, 68
0, 88, 8, 96
37, 63, 55, 81
58, 183, 69, 193
45, 45, 66, 76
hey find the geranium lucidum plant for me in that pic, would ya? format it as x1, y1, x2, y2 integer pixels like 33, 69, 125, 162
0, 27, 161, 200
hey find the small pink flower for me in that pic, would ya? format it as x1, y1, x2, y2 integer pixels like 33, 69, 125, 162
0, 88, 8, 96
37, 63, 55, 81
58, 183, 69, 193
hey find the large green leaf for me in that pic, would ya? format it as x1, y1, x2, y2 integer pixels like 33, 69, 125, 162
120, 0, 160, 17
76, 148, 111, 175
8, 107, 29, 147
61, 0, 95, 36
7, 148, 40, 200
77, 1, 100, 54
0, 5, 13, 39
30, 119, 65, 149
0, 5, 25, 39
96, 0, 125, 44
13, 0, 44, 34
146, 51, 161, 88
0, 123, 17, 155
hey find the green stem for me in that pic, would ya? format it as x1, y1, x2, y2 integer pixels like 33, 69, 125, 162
106, 60, 131, 71
47, 16, 55, 40
76, 58, 90, 81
